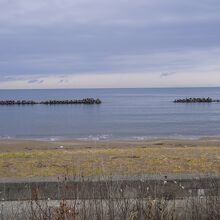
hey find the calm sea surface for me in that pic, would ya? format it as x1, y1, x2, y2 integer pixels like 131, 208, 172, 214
0, 88, 220, 140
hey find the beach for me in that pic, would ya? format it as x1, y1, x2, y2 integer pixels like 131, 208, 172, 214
1, 138, 220, 219
0, 138, 220, 177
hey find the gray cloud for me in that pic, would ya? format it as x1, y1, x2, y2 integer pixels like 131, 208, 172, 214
27, 79, 44, 84
1, 74, 27, 82
160, 72, 176, 77
58, 79, 69, 84
1, 0, 220, 27
1, 0, 220, 88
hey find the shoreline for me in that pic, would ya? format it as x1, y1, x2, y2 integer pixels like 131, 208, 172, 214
2, 135, 220, 142
0, 136, 220, 152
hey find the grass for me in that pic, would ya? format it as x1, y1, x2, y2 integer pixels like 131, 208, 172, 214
0, 146, 220, 177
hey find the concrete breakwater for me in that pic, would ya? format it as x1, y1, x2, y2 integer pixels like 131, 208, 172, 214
0, 98, 101, 105
0, 174, 219, 201
1, 175, 219, 220
174, 97, 220, 103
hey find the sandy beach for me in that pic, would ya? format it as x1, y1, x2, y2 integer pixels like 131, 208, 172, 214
0, 138, 219, 177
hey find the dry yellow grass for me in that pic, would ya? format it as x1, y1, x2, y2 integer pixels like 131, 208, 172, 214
0, 146, 220, 177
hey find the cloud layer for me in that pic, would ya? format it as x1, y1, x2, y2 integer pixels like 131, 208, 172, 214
0, 0, 220, 88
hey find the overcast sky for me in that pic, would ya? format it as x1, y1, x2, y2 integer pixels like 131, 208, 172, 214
1, 0, 220, 89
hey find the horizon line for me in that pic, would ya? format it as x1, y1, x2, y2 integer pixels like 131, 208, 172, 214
1, 85, 220, 90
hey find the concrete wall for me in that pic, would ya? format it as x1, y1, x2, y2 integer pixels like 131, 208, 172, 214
0, 174, 219, 201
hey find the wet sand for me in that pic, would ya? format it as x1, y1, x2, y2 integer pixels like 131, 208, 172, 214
0, 137, 220, 152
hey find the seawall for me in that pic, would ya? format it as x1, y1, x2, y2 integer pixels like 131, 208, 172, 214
0, 174, 219, 201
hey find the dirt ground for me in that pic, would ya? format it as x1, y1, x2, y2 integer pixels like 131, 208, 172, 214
0, 138, 220, 177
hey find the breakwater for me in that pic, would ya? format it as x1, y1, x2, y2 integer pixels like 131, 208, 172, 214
0, 98, 101, 105
174, 97, 220, 103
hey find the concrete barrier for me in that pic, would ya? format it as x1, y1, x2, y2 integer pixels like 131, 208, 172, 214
0, 174, 219, 201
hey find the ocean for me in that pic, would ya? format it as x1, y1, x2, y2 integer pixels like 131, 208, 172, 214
0, 87, 220, 140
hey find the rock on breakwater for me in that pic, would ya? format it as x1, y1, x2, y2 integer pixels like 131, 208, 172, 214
41, 98, 101, 105
0, 100, 37, 105
0, 98, 102, 105
174, 97, 220, 103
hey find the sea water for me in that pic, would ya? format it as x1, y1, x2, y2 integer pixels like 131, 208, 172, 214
0, 87, 220, 140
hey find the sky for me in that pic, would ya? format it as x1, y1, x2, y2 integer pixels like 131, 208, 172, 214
0, 0, 220, 89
